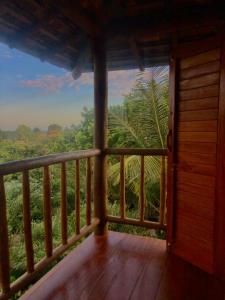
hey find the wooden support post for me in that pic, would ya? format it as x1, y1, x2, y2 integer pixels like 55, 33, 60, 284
167, 39, 178, 251
93, 36, 108, 235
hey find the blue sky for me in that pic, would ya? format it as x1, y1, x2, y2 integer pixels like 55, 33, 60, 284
0, 42, 149, 130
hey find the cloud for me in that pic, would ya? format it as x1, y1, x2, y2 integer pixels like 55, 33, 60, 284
20, 73, 73, 93
0, 50, 13, 59
19, 69, 153, 97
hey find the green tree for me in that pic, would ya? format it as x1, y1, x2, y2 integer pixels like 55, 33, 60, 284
16, 125, 33, 141
108, 66, 169, 220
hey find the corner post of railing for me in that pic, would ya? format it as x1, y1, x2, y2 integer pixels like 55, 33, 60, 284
93, 34, 108, 235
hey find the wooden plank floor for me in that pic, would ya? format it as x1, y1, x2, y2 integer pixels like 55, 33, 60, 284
20, 231, 225, 300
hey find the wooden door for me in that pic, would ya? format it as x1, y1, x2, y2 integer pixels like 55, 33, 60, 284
167, 34, 225, 276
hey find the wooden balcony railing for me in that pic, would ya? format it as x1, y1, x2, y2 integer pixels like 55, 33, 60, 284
0, 149, 100, 300
0, 148, 167, 299
105, 148, 167, 230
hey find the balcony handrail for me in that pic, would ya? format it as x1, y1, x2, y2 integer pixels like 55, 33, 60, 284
105, 148, 167, 156
0, 147, 167, 299
0, 148, 100, 299
0, 148, 101, 175
106, 148, 168, 230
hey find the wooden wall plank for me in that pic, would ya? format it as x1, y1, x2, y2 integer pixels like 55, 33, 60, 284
179, 109, 218, 121
177, 160, 216, 176
180, 49, 220, 69
176, 213, 213, 247
177, 151, 216, 166
179, 97, 218, 111
176, 191, 214, 220
177, 131, 217, 142
179, 84, 219, 100
176, 170, 215, 188
178, 120, 217, 132
173, 238, 213, 273
177, 182, 215, 199
180, 72, 219, 90
177, 142, 217, 154
180, 60, 220, 80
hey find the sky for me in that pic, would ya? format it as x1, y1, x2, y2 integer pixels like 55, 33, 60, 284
0, 42, 151, 130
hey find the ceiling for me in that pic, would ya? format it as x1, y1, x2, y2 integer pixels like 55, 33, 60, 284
0, 0, 224, 73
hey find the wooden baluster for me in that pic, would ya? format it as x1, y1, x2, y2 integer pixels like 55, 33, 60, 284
0, 175, 10, 293
160, 156, 166, 226
75, 160, 80, 234
22, 170, 34, 273
86, 158, 91, 226
164, 157, 168, 224
43, 166, 53, 257
61, 162, 67, 245
120, 155, 125, 219
140, 156, 145, 222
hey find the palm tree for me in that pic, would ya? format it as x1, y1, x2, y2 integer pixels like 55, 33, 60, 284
108, 66, 169, 220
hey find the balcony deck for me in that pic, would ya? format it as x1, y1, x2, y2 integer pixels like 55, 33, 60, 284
20, 231, 225, 300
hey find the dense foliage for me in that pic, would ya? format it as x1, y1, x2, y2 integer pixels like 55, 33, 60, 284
0, 67, 168, 291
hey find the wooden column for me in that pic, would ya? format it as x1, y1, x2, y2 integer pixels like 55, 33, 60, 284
93, 36, 108, 235
166, 41, 178, 251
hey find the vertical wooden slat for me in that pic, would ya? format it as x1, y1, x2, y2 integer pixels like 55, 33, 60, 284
93, 36, 108, 236
140, 156, 145, 222
75, 160, 80, 234
61, 162, 67, 245
0, 175, 10, 293
86, 158, 91, 226
120, 155, 125, 219
164, 157, 168, 225
160, 156, 166, 225
22, 170, 34, 273
43, 166, 52, 257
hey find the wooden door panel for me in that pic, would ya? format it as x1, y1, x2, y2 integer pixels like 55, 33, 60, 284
168, 35, 224, 274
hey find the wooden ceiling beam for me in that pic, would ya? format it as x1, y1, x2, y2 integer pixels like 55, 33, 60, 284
57, 1, 101, 37
71, 43, 90, 79
106, 6, 225, 41
130, 38, 144, 71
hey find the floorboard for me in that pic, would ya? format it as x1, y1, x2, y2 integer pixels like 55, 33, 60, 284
20, 231, 225, 300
